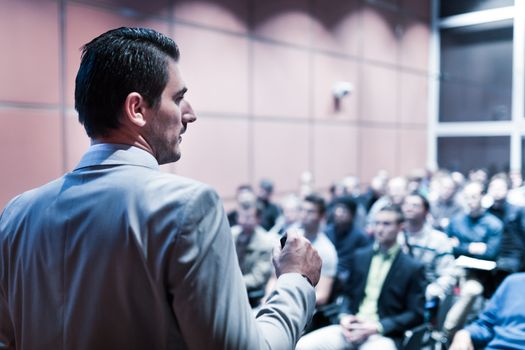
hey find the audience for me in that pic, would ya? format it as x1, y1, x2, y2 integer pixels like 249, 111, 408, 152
399, 193, 457, 301
269, 193, 301, 236
227, 184, 256, 227
443, 181, 504, 336
299, 194, 338, 306
367, 176, 409, 230
257, 179, 281, 231
231, 205, 276, 307
360, 172, 388, 213
227, 166, 525, 347
296, 205, 426, 350
429, 172, 463, 231
327, 176, 368, 232
449, 273, 525, 350
485, 173, 525, 283
447, 181, 502, 264
325, 195, 372, 284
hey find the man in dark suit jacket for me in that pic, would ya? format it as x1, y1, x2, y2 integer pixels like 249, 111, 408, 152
297, 205, 426, 350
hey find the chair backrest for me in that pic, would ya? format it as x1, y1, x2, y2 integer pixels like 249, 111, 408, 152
402, 324, 429, 350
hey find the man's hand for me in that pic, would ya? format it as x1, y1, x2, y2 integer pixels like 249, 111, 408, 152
273, 229, 321, 286
340, 315, 379, 343
340, 314, 358, 327
449, 330, 474, 350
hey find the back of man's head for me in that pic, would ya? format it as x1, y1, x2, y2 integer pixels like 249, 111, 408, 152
75, 27, 179, 138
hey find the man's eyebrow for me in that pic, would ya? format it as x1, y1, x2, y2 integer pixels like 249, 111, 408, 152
174, 87, 188, 98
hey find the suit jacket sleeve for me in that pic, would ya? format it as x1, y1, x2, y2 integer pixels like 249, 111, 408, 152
0, 204, 16, 349
167, 185, 315, 350
379, 259, 426, 336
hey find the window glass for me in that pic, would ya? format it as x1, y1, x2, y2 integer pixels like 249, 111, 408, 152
437, 136, 510, 175
521, 138, 525, 178
440, 0, 513, 18
439, 22, 513, 122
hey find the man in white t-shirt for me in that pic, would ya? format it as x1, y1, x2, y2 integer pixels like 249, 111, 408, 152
299, 194, 338, 306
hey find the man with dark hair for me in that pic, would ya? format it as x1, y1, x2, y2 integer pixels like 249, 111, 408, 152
400, 193, 456, 300
486, 173, 525, 281
227, 184, 256, 226
257, 179, 281, 231
325, 195, 371, 282
297, 205, 426, 350
0, 27, 321, 350
300, 194, 338, 306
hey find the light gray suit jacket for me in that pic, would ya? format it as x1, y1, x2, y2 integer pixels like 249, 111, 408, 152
0, 144, 315, 350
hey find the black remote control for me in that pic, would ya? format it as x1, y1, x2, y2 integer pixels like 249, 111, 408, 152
280, 234, 287, 248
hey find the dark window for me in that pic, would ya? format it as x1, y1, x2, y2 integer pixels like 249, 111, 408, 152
439, 22, 513, 122
521, 138, 525, 177
440, 0, 513, 18
438, 136, 510, 175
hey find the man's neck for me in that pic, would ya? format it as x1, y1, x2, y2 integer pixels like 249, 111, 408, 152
378, 241, 396, 253
240, 228, 255, 237
304, 224, 319, 241
93, 129, 154, 158
404, 219, 425, 234
468, 209, 484, 219
335, 222, 352, 235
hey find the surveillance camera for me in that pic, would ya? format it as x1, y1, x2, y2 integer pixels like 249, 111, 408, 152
332, 81, 353, 99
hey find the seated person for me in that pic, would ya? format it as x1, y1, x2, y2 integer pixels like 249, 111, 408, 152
231, 205, 276, 307
443, 181, 504, 335
269, 193, 301, 236
447, 181, 502, 263
400, 193, 457, 301
485, 174, 525, 284
325, 195, 372, 286
497, 206, 525, 276
429, 173, 462, 232
296, 205, 426, 350
298, 194, 338, 306
227, 184, 256, 227
449, 273, 525, 350
257, 179, 281, 231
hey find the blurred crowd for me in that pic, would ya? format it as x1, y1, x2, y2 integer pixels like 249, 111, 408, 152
227, 168, 525, 349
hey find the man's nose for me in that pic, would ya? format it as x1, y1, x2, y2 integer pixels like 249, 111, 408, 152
181, 100, 197, 123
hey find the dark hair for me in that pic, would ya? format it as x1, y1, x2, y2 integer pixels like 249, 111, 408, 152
304, 194, 326, 216
378, 204, 404, 223
75, 27, 180, 138
238, 201, 263, 219
236, 184, 254, 193
331, 195, 357, 217
404, 192, 430, 213
259, 179, 274, 193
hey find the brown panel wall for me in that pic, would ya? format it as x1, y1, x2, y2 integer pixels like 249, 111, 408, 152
0, 0, 430, 208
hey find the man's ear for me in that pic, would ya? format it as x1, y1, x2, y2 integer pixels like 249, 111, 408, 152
123, 92, 147, 127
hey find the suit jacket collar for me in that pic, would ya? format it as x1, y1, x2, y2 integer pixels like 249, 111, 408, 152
379, 249, 402, 298
357, 245, 403, 308
74, 143, 159, 171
